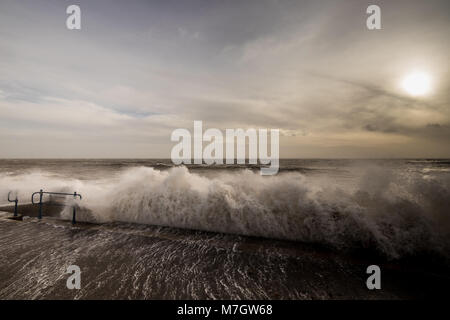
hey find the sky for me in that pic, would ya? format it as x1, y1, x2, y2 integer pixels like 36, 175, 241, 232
0, 0, 449, 158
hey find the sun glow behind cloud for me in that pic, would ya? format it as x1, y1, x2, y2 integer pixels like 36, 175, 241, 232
402, 72, 432, 96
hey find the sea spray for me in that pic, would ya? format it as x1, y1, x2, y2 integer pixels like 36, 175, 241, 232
1, 164, 449, 258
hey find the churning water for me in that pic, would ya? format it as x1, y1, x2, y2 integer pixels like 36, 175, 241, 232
0, 159, 449, 299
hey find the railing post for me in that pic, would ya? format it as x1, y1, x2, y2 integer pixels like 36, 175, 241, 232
8, 192, 18, 217
14, 198, 18, 217
38, 189, 43, 219
72, 192, 77, 224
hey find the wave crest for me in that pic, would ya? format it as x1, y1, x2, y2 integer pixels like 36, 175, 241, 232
2, 166, 449, 258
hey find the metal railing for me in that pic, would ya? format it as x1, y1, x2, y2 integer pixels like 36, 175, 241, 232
31, 190, 82, 224
7, 191, 19, 217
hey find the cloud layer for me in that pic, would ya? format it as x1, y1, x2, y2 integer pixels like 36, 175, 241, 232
0, 0, 449, 158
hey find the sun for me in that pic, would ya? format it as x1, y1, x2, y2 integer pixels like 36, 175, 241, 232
402, 72, 432, 96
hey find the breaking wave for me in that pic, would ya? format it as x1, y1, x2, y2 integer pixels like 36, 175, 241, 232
1, 165, 449, 258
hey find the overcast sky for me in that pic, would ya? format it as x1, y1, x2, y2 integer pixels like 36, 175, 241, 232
0, 0, 449, 158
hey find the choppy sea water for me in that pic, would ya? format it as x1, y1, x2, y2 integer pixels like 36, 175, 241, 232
1, 159, 449, 258
0, 159, 449, 299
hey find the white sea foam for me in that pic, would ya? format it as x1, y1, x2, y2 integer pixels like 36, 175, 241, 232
1, 165, 449, 258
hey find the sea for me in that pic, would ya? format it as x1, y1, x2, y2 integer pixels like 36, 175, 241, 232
0, 159, 449, 299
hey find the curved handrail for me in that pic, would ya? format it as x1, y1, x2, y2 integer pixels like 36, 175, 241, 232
7, 191, 19, 217
31, 191, 41, 205
8, 191, 17, 202
32, 191, 82, 203
8, 191, 17, 203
